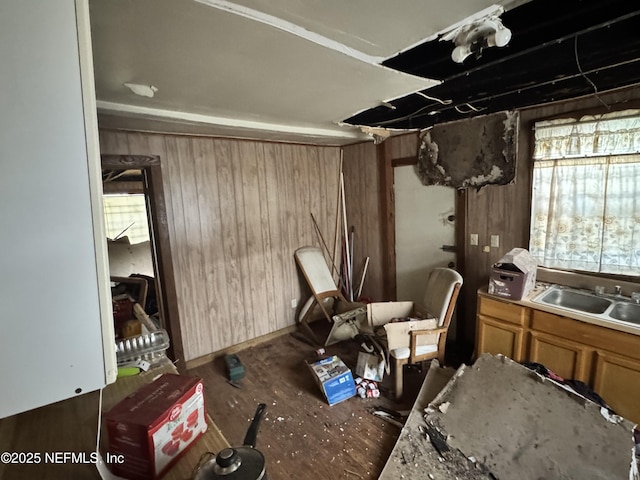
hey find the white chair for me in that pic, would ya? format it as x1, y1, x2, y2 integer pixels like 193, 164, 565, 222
384, 267, 463, 400
294, 246, 364, 346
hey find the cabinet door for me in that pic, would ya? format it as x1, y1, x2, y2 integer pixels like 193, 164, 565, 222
477, 315, 525, 361
528, 331, 592, 382
0, 0, 116, 419
593, 351, 640, 425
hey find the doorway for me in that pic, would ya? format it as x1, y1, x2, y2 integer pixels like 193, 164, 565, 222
394, 165, 457, 338
101, 154, 184, 368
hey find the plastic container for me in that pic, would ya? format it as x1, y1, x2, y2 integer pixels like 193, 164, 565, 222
116, 329, 170, 365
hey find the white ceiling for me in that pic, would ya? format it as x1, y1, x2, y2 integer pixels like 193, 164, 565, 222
90, 0, 526, 145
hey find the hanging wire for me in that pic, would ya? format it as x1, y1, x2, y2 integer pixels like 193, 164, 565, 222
455, 103, 485, 114
415, 91, 453, 105
574, 35, 610, 110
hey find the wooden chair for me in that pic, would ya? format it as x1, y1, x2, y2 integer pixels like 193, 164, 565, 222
384, 267, 463, 400
294, 246, 364, 346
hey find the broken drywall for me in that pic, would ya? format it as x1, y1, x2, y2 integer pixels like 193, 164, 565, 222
416, 111, 518, 189
425, 354, 637, 480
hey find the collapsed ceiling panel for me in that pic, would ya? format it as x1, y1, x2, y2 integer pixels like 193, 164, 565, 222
416, 111, 517, 189
425, 354, 636, 479
344, 0, 640, 130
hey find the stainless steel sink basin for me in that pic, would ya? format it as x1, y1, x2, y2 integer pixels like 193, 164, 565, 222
609, 302, 640, 324
534, 287, 613, 314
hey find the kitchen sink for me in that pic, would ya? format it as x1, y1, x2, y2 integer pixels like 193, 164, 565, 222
534, 287, 613, 314
609, 302, 640, 324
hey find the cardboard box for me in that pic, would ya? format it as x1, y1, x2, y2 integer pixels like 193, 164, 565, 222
489, 248, 538, 300
307, 355, 356, 406
105, 374, 208, 480
367, 301, 438, 349
355, 351, 385, 382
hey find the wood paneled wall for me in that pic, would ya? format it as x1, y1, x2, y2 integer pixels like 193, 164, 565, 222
99, 130, 341, 362
341, 141, 384, 302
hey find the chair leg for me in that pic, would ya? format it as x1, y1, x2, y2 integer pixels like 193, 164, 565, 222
394, 358, 404, 400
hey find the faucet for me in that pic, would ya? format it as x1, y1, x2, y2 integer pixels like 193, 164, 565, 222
614, 285, 622, 295
632, 292, 640, 304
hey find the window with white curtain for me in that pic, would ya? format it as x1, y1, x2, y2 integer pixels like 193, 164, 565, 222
530, 109, 640, 276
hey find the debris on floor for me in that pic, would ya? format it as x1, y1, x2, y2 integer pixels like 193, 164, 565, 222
380, 354, 638, 479
355, 377, 380, 398
307, 355, 357, 405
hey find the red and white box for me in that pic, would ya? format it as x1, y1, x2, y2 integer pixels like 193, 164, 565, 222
105, 374, 208, 480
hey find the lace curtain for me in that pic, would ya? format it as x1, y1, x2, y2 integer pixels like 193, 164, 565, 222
530, 110, 640, 276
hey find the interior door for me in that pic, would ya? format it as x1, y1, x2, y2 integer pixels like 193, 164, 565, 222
394, 165, 457, 335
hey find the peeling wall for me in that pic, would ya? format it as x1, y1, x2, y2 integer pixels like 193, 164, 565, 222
416, 111, 518, 189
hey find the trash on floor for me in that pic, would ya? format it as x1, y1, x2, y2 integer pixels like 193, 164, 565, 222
355, 377, 380, 398
306, 355, 356, 406
224, 353, 246, 382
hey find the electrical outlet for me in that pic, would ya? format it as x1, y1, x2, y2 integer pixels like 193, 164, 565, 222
470, 233, 479, 246
491, 235, 500, 248
291, 298, 298, 309
483, 245, 490, 253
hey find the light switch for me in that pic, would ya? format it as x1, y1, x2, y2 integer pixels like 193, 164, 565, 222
470, 233, 479, 246
483, 245, 490, 253
491, 235, 500, 248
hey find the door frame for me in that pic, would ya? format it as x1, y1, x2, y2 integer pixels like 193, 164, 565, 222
101, 154, 185, 369
377, 144, 467, 336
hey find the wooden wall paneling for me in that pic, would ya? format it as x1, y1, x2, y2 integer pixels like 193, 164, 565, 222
342, 142, 384, 302
363, 144, 384, 302
254, 142, 278, 332
263, 143, 289, 330
277, 143, 298, 322
213, 139, 242, 350
378, 140, 396, 301
191, 138, 220, 353
389, 132, 420, 160
175, 136, 209, 357
241, 140, 269, 340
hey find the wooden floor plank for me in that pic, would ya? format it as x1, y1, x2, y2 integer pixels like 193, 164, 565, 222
188, 331, 432, 479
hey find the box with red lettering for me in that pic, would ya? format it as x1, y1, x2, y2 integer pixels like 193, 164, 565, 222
105, 374, 207, 479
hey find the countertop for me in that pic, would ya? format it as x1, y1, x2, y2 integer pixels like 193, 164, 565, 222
479, 283, 640, 337
0, 359, 229, 479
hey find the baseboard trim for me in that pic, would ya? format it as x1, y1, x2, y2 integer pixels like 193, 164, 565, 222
185, 325, 299, 370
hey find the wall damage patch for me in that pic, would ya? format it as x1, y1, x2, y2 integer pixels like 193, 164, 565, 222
416, 111, 518, 189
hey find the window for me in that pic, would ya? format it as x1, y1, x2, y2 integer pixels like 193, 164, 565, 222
530, 110, 640, 276
103, 194, 150, 244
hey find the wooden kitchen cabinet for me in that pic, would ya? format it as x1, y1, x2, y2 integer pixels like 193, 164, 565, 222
477, 291, 640, 424
528, 330, 592, 382
476, 296, 529, 361
593, 350, 640, 424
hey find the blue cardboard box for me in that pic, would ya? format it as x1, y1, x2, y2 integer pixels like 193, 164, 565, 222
307, 355, 356, 406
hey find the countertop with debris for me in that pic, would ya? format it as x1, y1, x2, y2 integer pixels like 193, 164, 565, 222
379, 355, 637, 480
479, 283, 640, 337
378, 361, 495, 480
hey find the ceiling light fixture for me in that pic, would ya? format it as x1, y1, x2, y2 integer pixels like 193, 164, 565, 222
124, 82, 158, 98
444, 15, 512, 64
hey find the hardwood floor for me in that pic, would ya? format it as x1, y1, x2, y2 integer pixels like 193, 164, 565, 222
187, 331, 433, 479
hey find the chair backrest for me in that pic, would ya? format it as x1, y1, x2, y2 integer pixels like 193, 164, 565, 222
423, 267, 463, 327
294, 246, 339, 296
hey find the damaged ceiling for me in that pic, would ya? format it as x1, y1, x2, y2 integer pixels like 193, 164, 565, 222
345, 0, 640, 130
90, 0, 526, 145
90, 0, 640, 145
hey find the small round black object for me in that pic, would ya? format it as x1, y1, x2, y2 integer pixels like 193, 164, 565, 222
216, 448, 238, 468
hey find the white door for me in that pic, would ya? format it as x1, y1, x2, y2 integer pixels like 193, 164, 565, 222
394, 166, 457, 336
